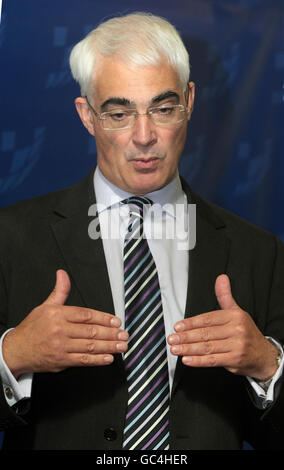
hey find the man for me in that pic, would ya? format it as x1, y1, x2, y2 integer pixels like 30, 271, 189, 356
0, 12, 283, 450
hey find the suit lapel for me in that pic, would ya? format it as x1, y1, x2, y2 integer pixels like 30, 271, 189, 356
50, 169, 115, 315
172, 181, 231, 395
185, 208, 230, 319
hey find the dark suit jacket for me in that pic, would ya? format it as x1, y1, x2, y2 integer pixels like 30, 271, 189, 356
0, 168, 283, 450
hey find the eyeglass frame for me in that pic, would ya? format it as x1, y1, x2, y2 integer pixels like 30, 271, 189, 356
84, 86, 190, 131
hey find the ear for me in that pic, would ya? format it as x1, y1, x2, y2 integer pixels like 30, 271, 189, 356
74, 97, 96, 136
186, 81, 195, 121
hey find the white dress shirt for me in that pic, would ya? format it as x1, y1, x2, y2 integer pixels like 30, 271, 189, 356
0, 166, 283, 409
93, 167, 190, 391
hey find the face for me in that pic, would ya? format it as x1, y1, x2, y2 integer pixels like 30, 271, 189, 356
75, 56, 194, 195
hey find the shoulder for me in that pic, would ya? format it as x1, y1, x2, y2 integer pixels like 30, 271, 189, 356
197, 192, 273, 238
181, 177, 281, 252
0, 187, 68, 217
0, 169, 95, 226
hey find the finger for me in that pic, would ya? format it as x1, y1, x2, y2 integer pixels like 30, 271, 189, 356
174, 309, 229, 333
215, 274, 239, 310
44, 270, 71, 306
168, 323, 233, 346
66, 323, 129, 341
181, 352, 233, 368
170, 338, 231, 357
66, 338, 128, 355
64, 306, 121, 328
68, 353, 115, 367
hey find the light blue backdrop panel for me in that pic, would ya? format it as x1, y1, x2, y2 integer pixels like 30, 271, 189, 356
0, 0, 283, 450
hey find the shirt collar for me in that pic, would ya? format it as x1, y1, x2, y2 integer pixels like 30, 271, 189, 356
94, 166, 185, 218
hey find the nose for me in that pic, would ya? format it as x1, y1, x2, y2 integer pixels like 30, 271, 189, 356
132, 114, 157, 148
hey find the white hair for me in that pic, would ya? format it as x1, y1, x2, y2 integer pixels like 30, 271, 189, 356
69, 12, 190, 97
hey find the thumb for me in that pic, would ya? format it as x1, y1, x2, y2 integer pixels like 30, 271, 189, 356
215, 274, 238, 310
44, 270, 71, 306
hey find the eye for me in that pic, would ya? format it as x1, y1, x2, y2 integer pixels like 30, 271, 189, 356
109, 111, 130, 121
110, 113, 126, 121
153, 106, 175, 115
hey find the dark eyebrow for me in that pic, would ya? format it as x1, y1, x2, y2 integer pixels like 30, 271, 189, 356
151, 90, 180, 105
100, 97, 135, 112
100, 90, 180, 112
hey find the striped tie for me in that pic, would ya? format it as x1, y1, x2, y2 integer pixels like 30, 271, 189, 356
122, 196, 170, 450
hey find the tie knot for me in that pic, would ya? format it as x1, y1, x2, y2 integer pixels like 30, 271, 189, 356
121, 196, 152, 219
121, 197, 152, 236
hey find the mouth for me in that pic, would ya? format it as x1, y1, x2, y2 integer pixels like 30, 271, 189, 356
131, 157, 161, 170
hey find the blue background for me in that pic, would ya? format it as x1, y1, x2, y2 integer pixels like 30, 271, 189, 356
0, 0, 283, 450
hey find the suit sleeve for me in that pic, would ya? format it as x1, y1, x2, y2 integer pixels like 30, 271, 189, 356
261, 237, 284, 434
246, 235, 284, 448
0, 263, 28, 430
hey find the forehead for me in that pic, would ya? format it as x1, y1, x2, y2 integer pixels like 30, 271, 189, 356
93, 56, 183, 105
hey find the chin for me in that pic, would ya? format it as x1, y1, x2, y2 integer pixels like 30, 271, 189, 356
129, 177, 167, 195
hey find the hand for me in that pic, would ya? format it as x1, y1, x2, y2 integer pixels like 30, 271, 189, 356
168, 274, 279, 381
2, 270, 128, 379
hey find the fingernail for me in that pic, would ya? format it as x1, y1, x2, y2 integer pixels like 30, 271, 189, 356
168, 334, 180, 345
111, 317, 121, 327
183, 356, 192, 365
104, 355, 113, 364
175, 322, 185, 332
171, 345, 182, 354
116, 342, 127, 352
118, 331, 129, 341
